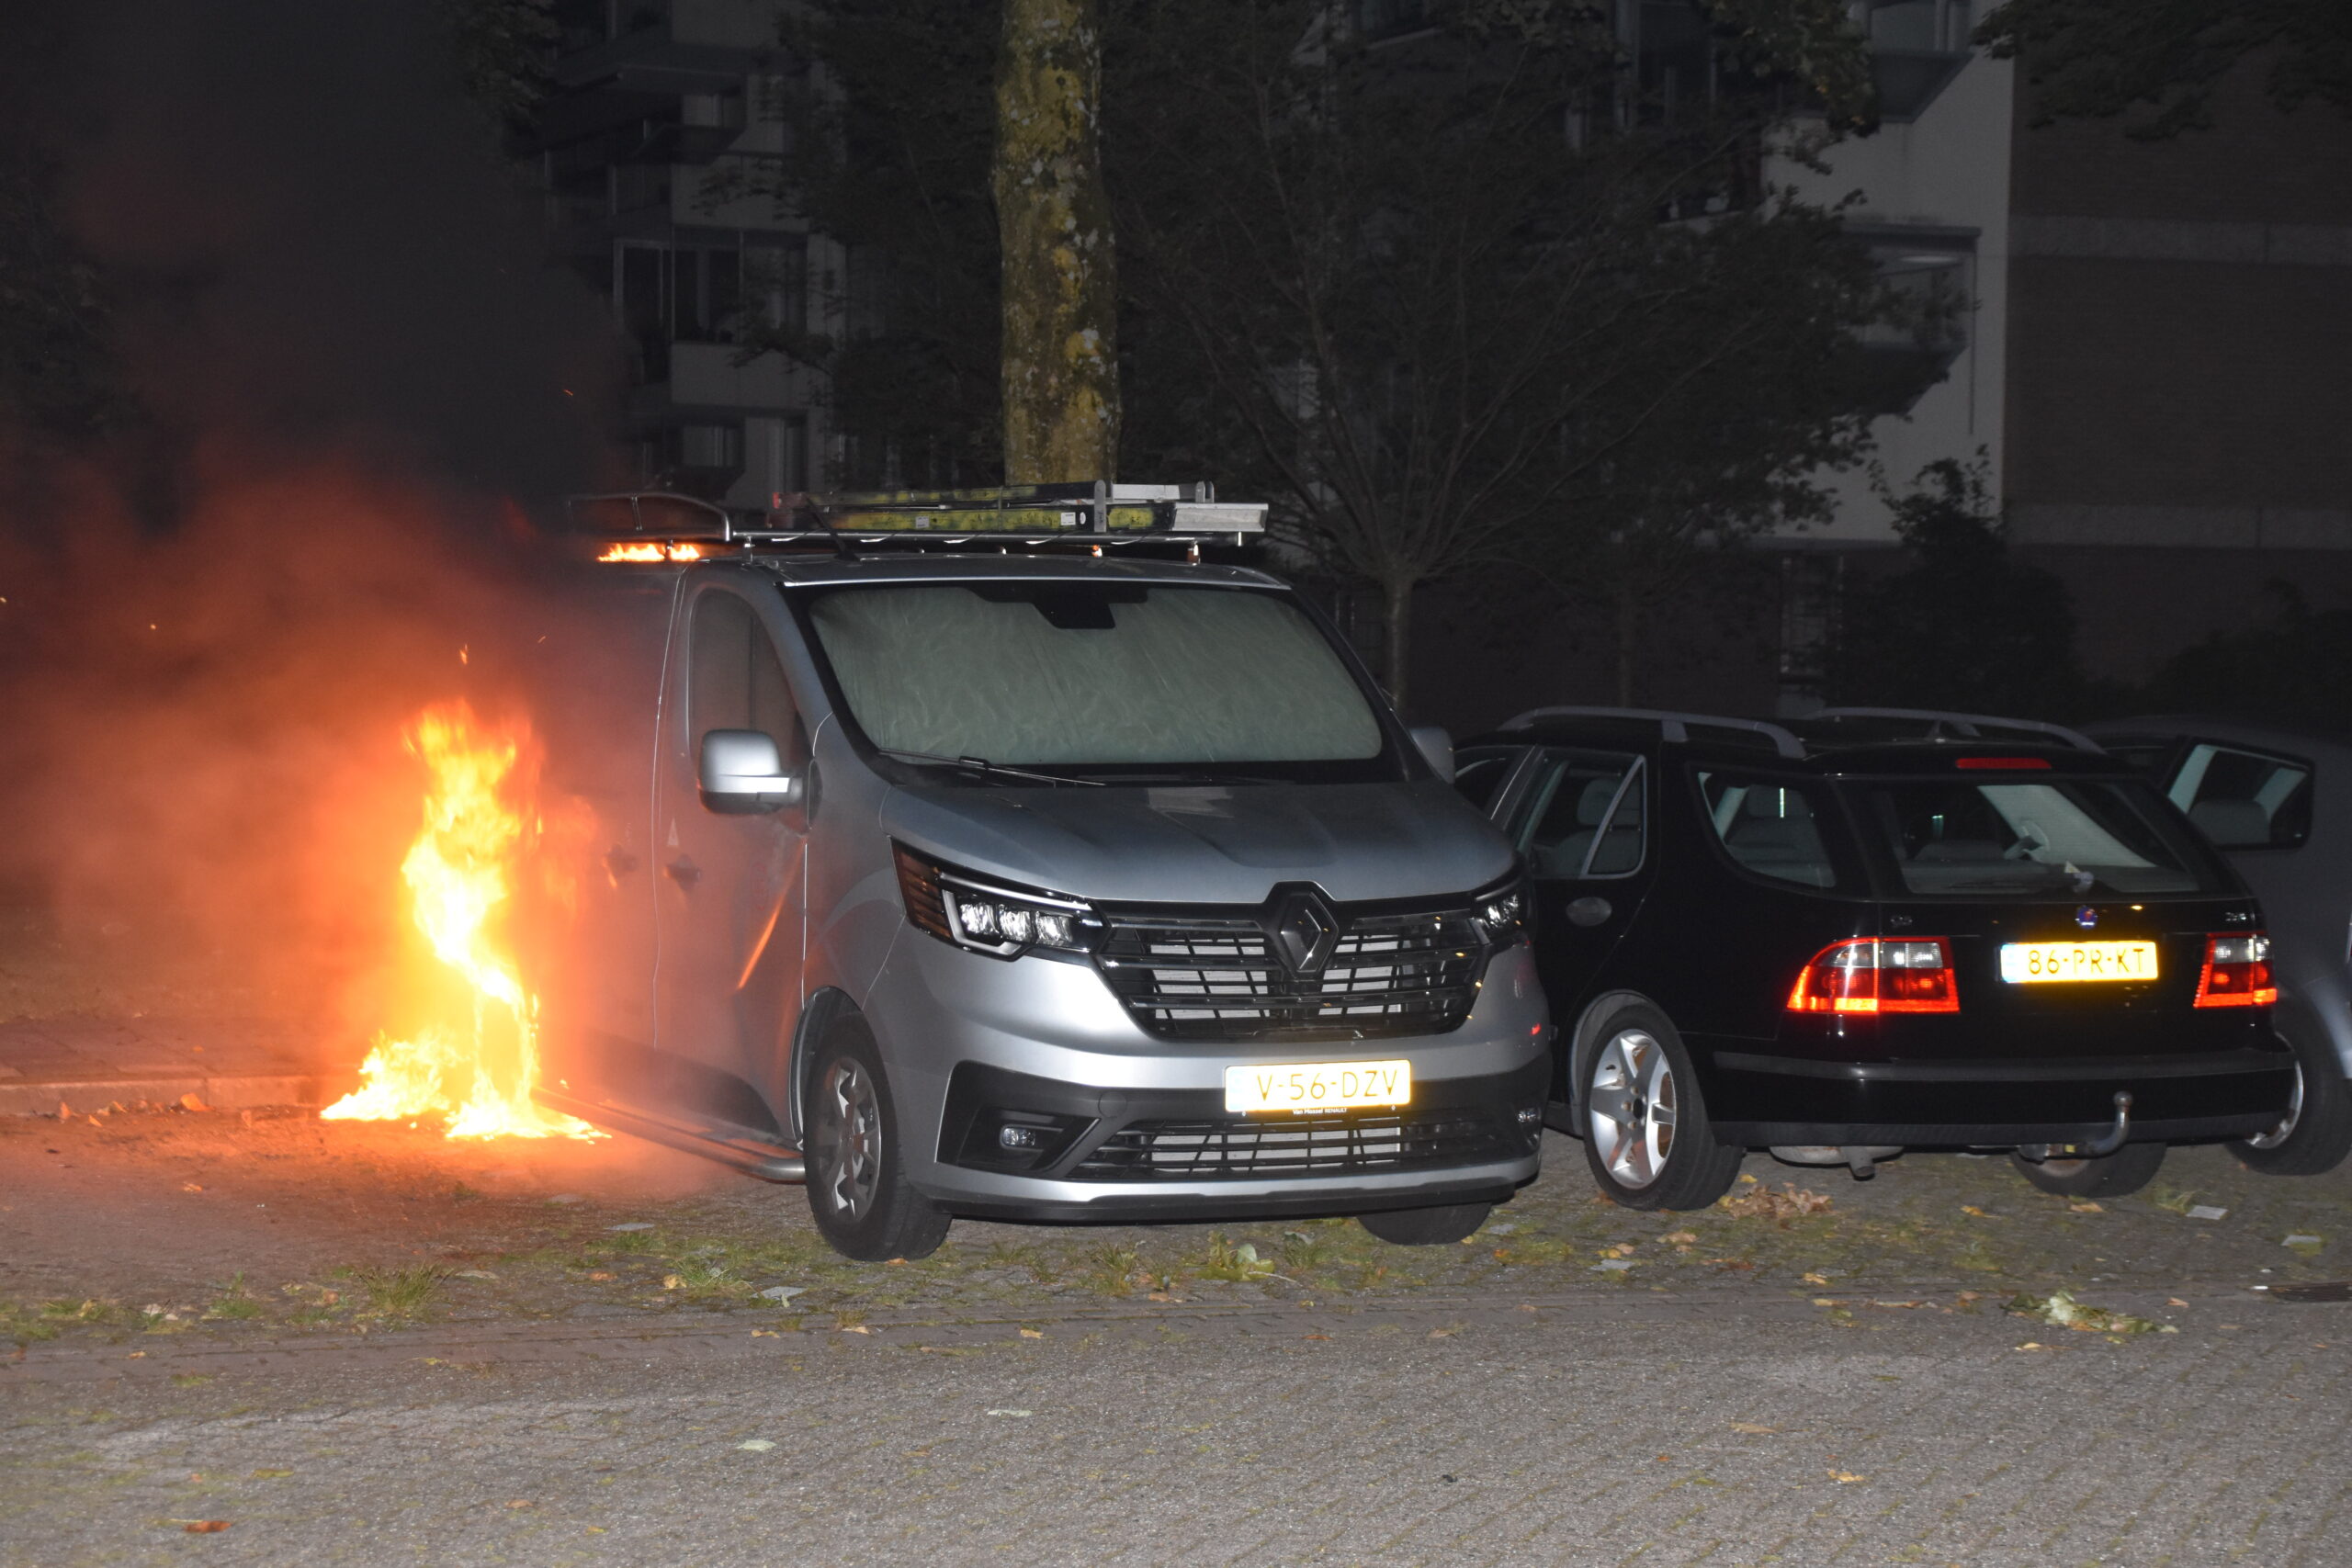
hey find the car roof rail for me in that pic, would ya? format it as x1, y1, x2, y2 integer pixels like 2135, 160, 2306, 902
1498, 706, 1806, 760
1805, 706, 2104, 753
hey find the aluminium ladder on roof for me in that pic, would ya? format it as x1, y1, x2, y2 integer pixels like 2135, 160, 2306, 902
567, 482, 1267, 547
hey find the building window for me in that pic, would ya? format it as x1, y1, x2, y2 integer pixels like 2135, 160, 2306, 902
675, 422, 744, 473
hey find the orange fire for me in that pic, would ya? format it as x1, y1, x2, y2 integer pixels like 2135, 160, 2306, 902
322, 702, 601, 1140
596, 540, 702, 562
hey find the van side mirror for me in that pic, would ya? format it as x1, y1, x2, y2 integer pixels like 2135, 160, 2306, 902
1409, 725, 1453, 783
699, 729, 802, 814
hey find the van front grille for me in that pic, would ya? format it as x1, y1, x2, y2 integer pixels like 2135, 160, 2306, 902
1093, 907, 1485, 1042
1066, 1107, 1505, 1181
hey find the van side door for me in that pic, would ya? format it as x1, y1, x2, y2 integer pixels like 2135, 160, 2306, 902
651, 577, 811, 1134
532, 573, 668, 1078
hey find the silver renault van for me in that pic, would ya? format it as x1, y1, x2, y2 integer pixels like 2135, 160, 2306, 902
536, 488, 1548, 1260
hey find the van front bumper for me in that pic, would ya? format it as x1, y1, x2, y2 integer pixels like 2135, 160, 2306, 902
863, 931, 1550, 1221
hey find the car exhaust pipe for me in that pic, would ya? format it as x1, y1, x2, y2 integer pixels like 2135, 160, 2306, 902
2018, 1090, 2134, 1163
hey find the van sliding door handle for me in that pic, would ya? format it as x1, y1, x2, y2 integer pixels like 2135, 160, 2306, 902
665, 857, 701, 889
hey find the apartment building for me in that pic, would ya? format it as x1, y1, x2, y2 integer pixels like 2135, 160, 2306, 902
1771, 0, 2352, 700
536, 0, 830, 508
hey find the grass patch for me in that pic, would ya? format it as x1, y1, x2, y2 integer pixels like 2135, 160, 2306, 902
1078, 1244, 1146, 1297
1, 1296, 122, 1345
203, 1273, 264, 1323
348, 1265, 447, 1321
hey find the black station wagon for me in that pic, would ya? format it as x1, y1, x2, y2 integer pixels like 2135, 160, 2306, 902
1451, 706, 2297, 1208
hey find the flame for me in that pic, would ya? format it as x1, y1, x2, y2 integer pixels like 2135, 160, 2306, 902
596, 540, 702, 562
322, 702, 601, 1139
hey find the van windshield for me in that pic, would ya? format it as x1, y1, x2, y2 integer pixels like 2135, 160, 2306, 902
1850, 777, 2222, 897
801, 581, 1396, 782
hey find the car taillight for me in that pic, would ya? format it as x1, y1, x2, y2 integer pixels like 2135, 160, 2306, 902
1787, 938, 1960, 1015
2192, 933, 2276, 1008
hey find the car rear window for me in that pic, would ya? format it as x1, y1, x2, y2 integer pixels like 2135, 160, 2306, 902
1851, 777, 2221, 897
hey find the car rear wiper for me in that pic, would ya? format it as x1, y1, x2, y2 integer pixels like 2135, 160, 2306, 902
874, 747, 1106, 788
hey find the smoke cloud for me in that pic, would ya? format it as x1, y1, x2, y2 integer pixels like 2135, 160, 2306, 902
0, 0, 628, 1034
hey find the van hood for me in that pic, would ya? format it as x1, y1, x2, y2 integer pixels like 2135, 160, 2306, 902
879, 780, 1514, 906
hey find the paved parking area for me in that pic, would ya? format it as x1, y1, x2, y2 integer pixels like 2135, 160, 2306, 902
6, 1284, 2349, 1567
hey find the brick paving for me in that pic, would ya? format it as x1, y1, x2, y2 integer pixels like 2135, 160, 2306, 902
5, 1285, 2348, 1566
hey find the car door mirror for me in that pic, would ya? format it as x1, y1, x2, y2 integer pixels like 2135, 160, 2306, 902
699, 728, 801, 815
1409, 725, 1453, 783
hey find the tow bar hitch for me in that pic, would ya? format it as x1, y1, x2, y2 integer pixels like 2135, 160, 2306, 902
2018, 1090, 2134, 1162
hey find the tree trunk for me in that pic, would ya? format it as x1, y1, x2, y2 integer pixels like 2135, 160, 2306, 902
1381, 576, 1413, 716
1613, 581, 1637, 707
993, 0, 1118, 484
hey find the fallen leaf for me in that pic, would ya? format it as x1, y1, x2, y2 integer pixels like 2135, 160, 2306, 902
904, 1448, 931, 1457
885, 1258, 908, 1266
1428, 1326, 1458, 1338
2017, 1342, 2048, 1351
2167, 1297, 2189, 1307
180, 1183, 203, 1193
1828, 1471, 1865, 1484
1661, 1231, 1697, 1245
179, 1094, 209, 1112
1812, 1297, 1838, 1307
2070, 1201, 2104, 1213
986, 1409, 1034, 1418
181, 1521, 232, 1534
1961, 1205, 1989, 1217
1018, 1327, 1045, 1339
839, 1325, 871, 1335
1801, 1271, 1831, 1285
1728, 1422, 1777, 1435
1656, 1454, 1672, 1463
587, 1271, 616, 1282
505, 1499, 533, 1509
735, 1439, 775, 1452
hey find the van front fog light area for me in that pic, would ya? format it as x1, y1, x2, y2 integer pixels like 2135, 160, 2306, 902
894, 842, 1101, 960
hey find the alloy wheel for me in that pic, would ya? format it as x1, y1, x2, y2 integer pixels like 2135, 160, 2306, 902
814, 1057, 881, 1223
2246, 1060, 2305, 1152
1588, 1028, 1677, 1190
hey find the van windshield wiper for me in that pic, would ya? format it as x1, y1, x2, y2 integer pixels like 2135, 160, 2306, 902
874, 748, 1106, 787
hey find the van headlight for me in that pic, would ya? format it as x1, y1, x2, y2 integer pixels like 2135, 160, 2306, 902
1470, 875, 1526, 950
893, 843, 1100, 959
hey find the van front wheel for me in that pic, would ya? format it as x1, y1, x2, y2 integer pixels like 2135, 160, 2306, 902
804, 1019, 950, 1262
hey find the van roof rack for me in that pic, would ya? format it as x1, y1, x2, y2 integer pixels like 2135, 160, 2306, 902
568, 481, 1267, 554
1498, 706, 1805, 760
1804, 707, 2103, 753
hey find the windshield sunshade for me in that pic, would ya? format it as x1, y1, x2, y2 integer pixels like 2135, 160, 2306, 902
1857, 779, 2215, 897
804, 583, 1388, 773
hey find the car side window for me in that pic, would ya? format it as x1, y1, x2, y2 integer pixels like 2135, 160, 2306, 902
2166, 742, 2312, 849
689, 590, 805, 766
1450, 748, 1519, 816
1518, 750, 1644, 880
1696, 771, 1838, 888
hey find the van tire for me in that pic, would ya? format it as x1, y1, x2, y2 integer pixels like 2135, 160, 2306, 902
803, 1017, 950, 1262
2009, 1141, 2165, 1199
1577, 1002, 1744, 1211
2228, 1026, 2352, 1176
1357, 1202, 1492, 1246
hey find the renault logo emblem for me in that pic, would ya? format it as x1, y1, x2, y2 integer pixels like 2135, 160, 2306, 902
1270, 892, 1339, 975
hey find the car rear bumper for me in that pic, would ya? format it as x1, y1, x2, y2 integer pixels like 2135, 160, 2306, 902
1701, 1046, 2295, 1146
